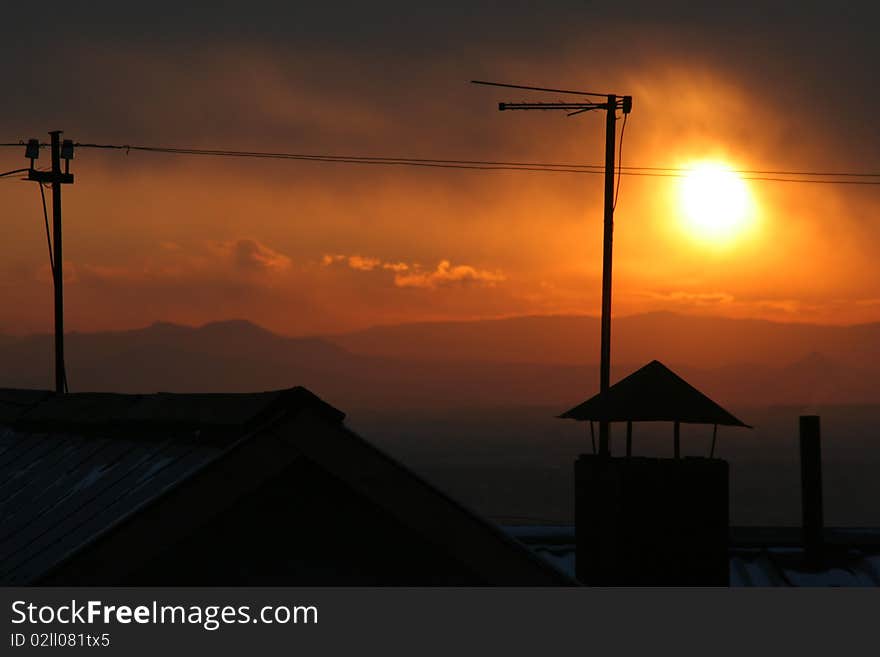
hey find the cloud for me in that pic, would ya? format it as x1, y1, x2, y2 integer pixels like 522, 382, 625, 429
322, 254, 389, 272
321, 253, 504, 289
752, 298, 803, 314
644, 290, 735, 306
347, 255, 381, 271
321, 254, 346, 266
47, 238, 292, 291
393, 260, 505, 289
220, 239, 292, 273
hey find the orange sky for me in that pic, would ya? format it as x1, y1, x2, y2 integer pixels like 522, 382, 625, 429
2, 20, 879, 336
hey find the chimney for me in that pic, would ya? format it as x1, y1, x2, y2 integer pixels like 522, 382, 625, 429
575, 454, 729, 585
799, 415, 824, 566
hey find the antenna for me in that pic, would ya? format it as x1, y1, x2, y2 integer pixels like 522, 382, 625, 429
470, 79, 608, 98
473, 80, 633, 457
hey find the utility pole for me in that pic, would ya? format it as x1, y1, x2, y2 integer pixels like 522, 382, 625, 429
472, 81, 632, 456
27, 131, 74, 394
599, 96, 616, 457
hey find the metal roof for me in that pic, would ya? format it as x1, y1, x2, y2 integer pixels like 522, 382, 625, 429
0, 426, 224, 585
559, 360, 750, 427
0, 386, 571, 586
0, 386, 344, 585
504, 525, 880, 587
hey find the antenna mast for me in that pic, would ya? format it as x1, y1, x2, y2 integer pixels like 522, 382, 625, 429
472, 80, 633, 457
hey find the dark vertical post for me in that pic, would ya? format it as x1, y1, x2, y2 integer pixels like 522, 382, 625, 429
710, 424, 718, 458
674, 421, 681, 459
626, 421, 632, 457
49, 130, 65, 394
598, 95, 617, 457
799, 415, 824, 564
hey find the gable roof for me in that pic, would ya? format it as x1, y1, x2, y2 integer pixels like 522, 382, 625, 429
559, 360, 750, 427
0, 387, 570, 585
0, 387, 342, 585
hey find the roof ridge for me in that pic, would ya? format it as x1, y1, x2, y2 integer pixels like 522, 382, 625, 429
4, 386, 345, 436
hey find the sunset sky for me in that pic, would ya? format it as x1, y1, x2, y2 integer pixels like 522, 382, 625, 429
2, 2, 879, 336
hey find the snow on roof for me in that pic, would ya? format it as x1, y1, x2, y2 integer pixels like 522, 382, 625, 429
503, 525, 880, 587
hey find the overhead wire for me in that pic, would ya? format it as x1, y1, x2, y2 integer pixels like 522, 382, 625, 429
613, 112, 628, 211
70, 143, 880, 185
3, 142, 880, 185
39, 183, 54, 275
0, 168, 30, 178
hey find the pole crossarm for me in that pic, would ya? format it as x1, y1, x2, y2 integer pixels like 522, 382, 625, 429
27, 170, 74, 184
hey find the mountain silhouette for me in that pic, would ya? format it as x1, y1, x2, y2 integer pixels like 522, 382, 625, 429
330, 311, 880, 370
1, 313, 877, 408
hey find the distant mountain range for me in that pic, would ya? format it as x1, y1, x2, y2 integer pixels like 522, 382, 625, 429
1, 312, 877, 409
329, 311, 880, 369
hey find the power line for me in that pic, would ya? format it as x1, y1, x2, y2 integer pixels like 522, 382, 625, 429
74, 143, 880, 184
4, 141, 880, 185
5, 139, 880, 178
613, 113, 628, 211
0, 167, 30, 178
38, 183, 54, 275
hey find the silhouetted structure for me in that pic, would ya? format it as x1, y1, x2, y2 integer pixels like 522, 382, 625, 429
26, 131, 75, 394
473, 79, 633, 457
799, 415, 824, 565
573, 455, 729, 585
0, 387, 571, 586
560, 359, 750, 457
559, 360, 750, 585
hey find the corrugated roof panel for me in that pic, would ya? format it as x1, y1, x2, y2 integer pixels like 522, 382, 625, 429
0, 434, 83, 506
0, 436, 138, 537
0, 436, 116, 528
0, 432, 65, 471
8, 444, 219, 585
0, 427, 33, 461
783, 565, 876, 587
0, 428, 222, 585
0, 386, 346, 585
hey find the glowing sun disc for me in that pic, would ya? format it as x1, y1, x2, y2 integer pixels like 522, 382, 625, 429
679, 162, 752, 244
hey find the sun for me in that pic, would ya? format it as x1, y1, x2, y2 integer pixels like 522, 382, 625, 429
679, 161, 754, 245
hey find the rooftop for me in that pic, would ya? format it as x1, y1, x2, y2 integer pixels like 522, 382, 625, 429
504, 525, 880, 586
1, 387, 570, 586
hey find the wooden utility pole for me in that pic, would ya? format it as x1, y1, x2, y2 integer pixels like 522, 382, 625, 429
28, 130, 74, 394
472, 81, 631, 456
598, 95, 617, 456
